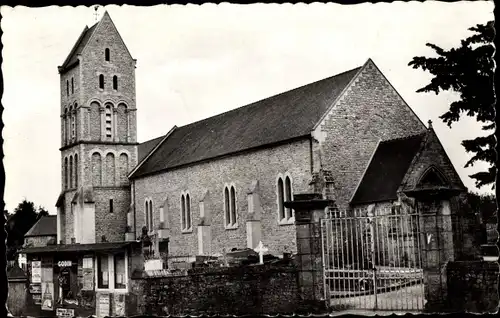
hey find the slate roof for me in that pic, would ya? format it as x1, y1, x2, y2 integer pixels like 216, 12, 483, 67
55, 191, 65, 208
131, 66, 362, 178
138, 135, 165, 163
350, 133, 426, 205
59, 23, 98, 73
25, 215, 57, 238
21, 242, 136, 254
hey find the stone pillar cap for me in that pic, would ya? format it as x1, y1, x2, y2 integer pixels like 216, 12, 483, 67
284, 192, 332, 210
403, 187, 462, 201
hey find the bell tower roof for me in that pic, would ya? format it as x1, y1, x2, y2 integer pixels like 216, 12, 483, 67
58, 11, 132, 74
58, 23, 98, 74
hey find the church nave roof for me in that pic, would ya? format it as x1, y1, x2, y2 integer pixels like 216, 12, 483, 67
131, 65, 362, 178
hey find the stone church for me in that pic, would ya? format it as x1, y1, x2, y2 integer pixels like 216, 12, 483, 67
21, 11, 471, 317
55, 10, 467, 257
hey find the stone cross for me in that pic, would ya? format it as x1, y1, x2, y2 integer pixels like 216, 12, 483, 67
93, 6, 99, 22
254, 241, 268, 265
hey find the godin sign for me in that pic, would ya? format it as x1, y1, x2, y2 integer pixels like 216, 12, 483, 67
57, 261, 72, 267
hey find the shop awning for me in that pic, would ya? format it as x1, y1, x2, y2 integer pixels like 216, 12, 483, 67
21, 241, 139, 254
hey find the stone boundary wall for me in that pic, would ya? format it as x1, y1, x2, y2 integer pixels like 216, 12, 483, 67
446, 261, 499, 313
7, 277, 29, 317
130, 261, 322, 315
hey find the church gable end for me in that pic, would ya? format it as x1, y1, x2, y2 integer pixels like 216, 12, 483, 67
81, 12, 134, 64
312, 59, 427, 209
418, 166, 449, 188
79, 11, 137, 117
400, 127, 466, 194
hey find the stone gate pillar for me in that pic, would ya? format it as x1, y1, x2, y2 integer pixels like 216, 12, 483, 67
405, 188, 460, 312
285, 193, 332, 310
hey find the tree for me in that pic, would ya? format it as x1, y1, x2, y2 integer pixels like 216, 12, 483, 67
464, 191, 497, 245
408, 21, 495, 189
5, 199, 50, 260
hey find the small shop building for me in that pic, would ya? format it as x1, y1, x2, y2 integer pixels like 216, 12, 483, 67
21, 242, 144, 317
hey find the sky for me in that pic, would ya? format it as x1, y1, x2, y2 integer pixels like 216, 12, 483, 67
1, 2, 495, 213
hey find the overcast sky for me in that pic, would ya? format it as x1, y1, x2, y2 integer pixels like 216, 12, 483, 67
1, 2, 494, 213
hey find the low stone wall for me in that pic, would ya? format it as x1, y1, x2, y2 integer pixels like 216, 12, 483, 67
130, 261, 322, 315
446, 261, 499, 313
7, 278, 29, 317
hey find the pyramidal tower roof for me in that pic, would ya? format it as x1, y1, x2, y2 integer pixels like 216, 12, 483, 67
58, 11, 129, 74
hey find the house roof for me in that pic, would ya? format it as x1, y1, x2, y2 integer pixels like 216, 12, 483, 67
25, 215, 57, 238
130, 66, 362, 178
59, 23, 98, 73
21, 242, 137, 254
350, 133, 426, 205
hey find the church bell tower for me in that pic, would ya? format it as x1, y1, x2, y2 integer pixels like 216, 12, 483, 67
56, 11, 138, 245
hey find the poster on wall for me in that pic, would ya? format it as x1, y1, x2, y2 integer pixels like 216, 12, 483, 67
30, 283, 42, 294
42, 267, 53, 282
98, 293, 110, 318
83, 257, 93, 268
114, 293, 126, 316
41, 282, 54, 311
32, 294, 42, 305
32, 261, 41, 283
56, 308, 75, 318
82, 268, 94, 290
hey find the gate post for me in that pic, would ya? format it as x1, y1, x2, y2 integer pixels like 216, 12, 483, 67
284, 193, 332, 311
405, 189, 460, 313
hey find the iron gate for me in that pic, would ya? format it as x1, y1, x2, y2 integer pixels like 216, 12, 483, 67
321, 207, 425, 312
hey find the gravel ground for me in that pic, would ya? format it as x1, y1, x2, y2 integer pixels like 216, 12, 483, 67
330, 283, 426, 313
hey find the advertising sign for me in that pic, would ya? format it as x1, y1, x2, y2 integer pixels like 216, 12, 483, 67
57, 260, 72, 267
41, 282, 54, 311
30, 284, 42, 294
82, 268, 94, 290
42, 267, 53, 282
56, 308, 75, 318
114, 293, 126, 316
32, 294, 42, 305
83, 257, 93, 268
31, 261, 41, 283
98, 293, 110, 318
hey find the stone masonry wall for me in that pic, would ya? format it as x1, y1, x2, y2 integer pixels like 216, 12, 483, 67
93, 187, 131, 243
81, 143, 137, 188
313, 60, 427, 210
60, 65, 81, 147
131, 263, 304, 316
446, 261, 499, 313
79, 13, 137, 143
63, 190, 76, 243
7, 278, 29, 317
133, 139, 313, 256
